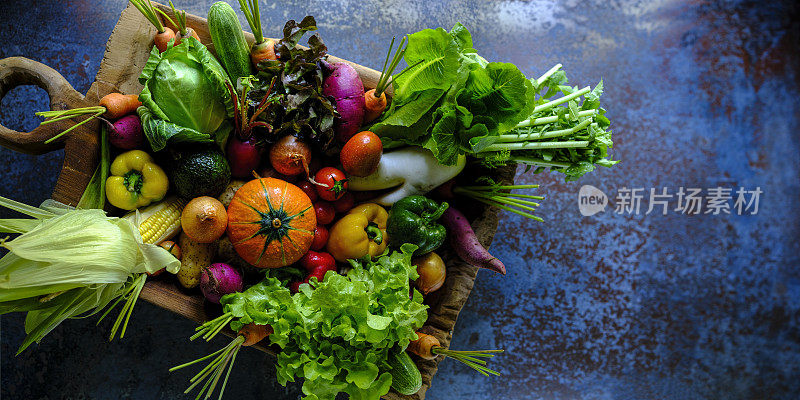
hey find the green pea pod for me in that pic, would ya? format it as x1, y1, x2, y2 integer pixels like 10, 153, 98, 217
386, 195, 449, 255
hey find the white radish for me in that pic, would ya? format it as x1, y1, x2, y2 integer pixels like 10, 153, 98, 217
348, 146, 466, 206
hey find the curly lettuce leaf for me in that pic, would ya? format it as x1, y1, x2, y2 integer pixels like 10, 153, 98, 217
219, 244, 426, 400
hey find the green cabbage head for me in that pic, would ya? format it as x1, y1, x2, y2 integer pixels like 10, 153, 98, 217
137, 37, 233, 151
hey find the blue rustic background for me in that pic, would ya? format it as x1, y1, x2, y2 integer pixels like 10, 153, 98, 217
1, 1, 799, 399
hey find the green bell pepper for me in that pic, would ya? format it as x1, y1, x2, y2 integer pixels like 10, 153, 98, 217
386, 195, 449, 255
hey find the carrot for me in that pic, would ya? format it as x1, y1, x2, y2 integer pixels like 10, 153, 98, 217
250, 40, 277, 66
156, 1, 199, 47
153, 27, 176, 52
364, 36, 420, 123
364, 89, 387, 123
129, 0, 175, 52
238, 0, 278, 66
99, 93, 142, 119
408, 331, 441, 360
407, 331, 503, 377
35, 93, 141, 144
172, 322, 273, 399
239, 322, 272, 346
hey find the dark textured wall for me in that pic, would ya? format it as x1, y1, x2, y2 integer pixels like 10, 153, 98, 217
1, 1, 799, 399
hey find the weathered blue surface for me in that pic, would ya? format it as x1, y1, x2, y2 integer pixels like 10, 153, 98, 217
1, 0, 799, 399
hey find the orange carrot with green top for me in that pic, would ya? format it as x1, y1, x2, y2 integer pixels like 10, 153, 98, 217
407, 331, 504, 377
129, 0, 175, 52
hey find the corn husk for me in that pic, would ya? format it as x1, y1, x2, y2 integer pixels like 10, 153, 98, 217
0, 196, 180, 353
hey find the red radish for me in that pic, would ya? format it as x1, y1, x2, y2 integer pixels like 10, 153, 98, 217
200, 263, 243, 304
310, 226, 329, 250
300, 251, 336, 273
314, 167, 348, 201
333, 192, 354, 213
440, 207, 506, 274
227, 136, 263, 178
105, 114, 144, 150
314, 201, 335, 225
340, 131, 382, 177
269, 135, 312, 176
297, 181, 319, 202
322, 62, 365, 142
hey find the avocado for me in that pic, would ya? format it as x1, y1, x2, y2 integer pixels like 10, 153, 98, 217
170, 146, 231, 199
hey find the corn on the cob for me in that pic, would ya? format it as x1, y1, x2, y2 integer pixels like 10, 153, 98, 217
125, 197, 187, 244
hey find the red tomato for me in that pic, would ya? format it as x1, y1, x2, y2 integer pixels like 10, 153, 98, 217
314, 167, 348, 201
308, 266, 328, 282
333, 192, 355, 213
314, 201, 335, 225
300, 251, 336, 273
297, 181, 319, 202
310, 225, 329, 250
340, 131, 382, 177
289, 281, 302, 293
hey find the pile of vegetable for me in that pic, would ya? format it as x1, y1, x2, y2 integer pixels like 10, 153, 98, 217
1, 1, 618, 399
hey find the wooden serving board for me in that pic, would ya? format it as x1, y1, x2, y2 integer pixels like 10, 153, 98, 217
0, 3, 509, 399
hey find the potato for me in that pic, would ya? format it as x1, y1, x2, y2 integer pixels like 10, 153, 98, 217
218, 180, 246, 208
176, 231, 216, 289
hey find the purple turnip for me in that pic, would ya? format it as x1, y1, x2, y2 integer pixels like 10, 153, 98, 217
322, 62, 365, 143
200, 263, 243, 304
226, 136, 264, 178
106, 114, 144, 149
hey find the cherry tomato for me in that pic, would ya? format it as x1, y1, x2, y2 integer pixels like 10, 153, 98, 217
314, 167, 348, 201
340, 131, 382, 177
314, 201, 335, 225
310, 225, 329, 250
300, 251, 336, 273
289, 281, 302, 293
333, 192, 355, 213
297, 180, 319, 202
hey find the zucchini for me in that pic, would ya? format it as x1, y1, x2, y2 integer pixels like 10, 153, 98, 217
387, 349, 422, 395
208, 1, 252, 84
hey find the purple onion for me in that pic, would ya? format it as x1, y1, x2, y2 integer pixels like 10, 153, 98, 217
200, 263, 243, 304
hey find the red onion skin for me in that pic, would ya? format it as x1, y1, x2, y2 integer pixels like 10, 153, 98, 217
200, 263, 243, 304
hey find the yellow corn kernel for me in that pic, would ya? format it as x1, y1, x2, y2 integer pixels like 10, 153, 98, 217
136, 197, 187, 244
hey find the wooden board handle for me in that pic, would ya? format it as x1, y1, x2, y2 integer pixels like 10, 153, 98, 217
0, 57, 89, 154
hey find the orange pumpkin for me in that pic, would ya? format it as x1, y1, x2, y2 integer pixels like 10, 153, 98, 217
227, 177, 316, 268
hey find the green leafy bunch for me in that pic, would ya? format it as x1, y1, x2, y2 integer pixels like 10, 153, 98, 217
218, 244, 428, 400
370, 23, 617, 181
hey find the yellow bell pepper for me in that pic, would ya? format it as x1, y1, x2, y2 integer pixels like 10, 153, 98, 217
326, 203, 388, 262
106, 150, 168, 210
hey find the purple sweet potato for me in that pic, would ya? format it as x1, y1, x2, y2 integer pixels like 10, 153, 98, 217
322, 62, 365, 143
441, 206, 506, 274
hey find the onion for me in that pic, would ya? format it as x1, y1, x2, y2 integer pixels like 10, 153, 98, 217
200, 263, 243, 304
269, 135, 312, 176
180, 196, 228, 243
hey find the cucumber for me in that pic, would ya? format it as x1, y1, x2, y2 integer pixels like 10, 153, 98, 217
388, 349, 422, 395
208, 1, 252, 84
